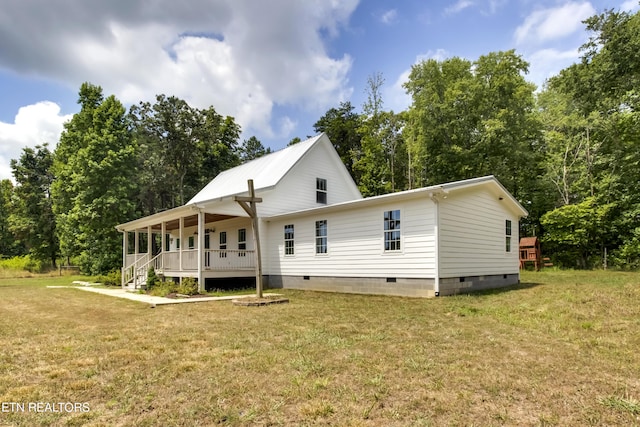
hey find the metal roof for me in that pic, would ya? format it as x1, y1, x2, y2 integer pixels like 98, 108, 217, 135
187, 134, 324, 205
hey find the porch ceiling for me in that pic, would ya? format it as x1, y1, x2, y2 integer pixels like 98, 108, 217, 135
151, 213, 237, 231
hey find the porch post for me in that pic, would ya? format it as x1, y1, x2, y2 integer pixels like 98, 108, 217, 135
147, 225, 152, 258
179, 216, 184, 272
121, 231, 127, 287
122, 231, 128, 267
161, 221, 166, 270
197, 210, 205, 292
134, 229, 139, 259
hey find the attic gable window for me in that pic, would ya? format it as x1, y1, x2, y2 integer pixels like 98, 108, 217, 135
316, 178, 327, 204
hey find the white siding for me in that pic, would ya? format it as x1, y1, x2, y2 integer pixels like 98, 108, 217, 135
439, 187, 520, 277
264, 197, 436, 278
257, 141, 361, 216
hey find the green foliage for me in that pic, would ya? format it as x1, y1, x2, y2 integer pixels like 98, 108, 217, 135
148, 280, 177, 297
0, 255, 44, 273
540, 198, 614, 268
240, 136, 271, 162
404, 50, 542, 202
9, 145, 58, 267
52, 83, 138, 275
94, 270, 121, 286
146, 267, 160, 289
0, 179, 23, 257
129, 95, 241, 214
314, 101, 363, 181
177, 277, 199, 296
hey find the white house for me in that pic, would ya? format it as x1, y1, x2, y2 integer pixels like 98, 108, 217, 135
116, 133, 528, 297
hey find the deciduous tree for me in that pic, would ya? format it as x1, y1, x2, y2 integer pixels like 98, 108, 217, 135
9, 145, 58, 267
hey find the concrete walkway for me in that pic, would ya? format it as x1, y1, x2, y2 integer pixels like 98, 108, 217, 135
47, 285, 281, 307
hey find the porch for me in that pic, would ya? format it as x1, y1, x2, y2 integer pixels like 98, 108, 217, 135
118, 207, 256, 291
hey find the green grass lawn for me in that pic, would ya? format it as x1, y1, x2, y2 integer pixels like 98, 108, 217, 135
0, 271, 639, 426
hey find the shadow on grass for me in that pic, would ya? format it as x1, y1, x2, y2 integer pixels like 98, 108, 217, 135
458, 281, 542, 298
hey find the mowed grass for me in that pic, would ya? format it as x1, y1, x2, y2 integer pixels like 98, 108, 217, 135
0, 271, 639, 426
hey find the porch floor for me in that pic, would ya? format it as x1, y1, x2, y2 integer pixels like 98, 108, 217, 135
48, 286, 282, 307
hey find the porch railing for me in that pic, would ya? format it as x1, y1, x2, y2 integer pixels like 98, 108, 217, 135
205, 249, 255, 270
122, 252, 157, 288
122, 249, 256, 287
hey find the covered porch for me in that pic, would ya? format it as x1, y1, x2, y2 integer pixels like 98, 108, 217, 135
118, 205, 256, 292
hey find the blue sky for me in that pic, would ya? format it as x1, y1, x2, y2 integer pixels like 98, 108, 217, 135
0, 0, 638, 181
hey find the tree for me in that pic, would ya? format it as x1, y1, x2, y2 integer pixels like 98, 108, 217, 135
313, 101, 362, 180
240, 136, 270, 162
287, 136, 302, 146
543, 8, 640, 267
52, 82, 138, 274
355, 72, 392, 196
540, 197, 614, 268
0, 179, 22, 257
130, 97, 241, 214
403, 51, 544, 232
9, 145, 58, 267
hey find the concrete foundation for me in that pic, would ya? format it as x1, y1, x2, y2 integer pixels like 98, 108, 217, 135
266, 275, 436, 298
438, 273, 519, 296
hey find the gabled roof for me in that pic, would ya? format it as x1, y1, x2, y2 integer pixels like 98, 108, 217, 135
187, 134, 325, 205
266, 175, 529, 220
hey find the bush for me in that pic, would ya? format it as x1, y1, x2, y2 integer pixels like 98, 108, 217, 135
177, 277, 199, 296
146, 267, 160, 289
148, 281, 177, 297
0, 255, 44, 273
94, 270, 121, 286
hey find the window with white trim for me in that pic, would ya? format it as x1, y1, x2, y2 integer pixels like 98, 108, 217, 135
219, 231, 227, 257
316, 178, 327, 204
384, 210, 401, 251
238, 228, 247, 257
188, 235, 195, 249
505, 220, 512, 252
284, 224, 295, 255
315, 220, 327, 254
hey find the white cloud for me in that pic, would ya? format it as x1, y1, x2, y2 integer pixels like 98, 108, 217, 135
380, 9, 398, 25
0, 0, 358, 140
277, 116, 297, 138
0, 102, 71, 181
621, 0, 640, 12
444, 0, 474, 15
525, 47, 581, 90
515, 2, 596, 46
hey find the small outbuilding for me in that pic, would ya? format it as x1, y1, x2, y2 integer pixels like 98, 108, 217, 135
519, 236, 541, 271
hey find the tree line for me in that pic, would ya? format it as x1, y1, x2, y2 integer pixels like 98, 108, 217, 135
1, 8, 638, 273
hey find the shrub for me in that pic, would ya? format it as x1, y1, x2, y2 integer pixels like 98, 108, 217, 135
177, 277, 199, 296
148, 281, 177, 297
98, 270, 121, 286
146, 267, 160, 289
0, 255, 44, 273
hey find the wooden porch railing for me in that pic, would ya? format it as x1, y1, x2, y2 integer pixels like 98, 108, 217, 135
123, 249, 256, 288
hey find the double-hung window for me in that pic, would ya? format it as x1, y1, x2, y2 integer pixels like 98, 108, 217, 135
384, 210, 401, 252
284, 224, 295, 255
316, 178, 327, 204
219, 231, 227, 257
315, 220, 328, 254
505, 220, 512, 252
238, 228, 247, 256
